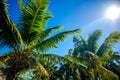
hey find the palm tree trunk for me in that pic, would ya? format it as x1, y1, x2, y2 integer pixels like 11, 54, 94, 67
92, 60, 99, 80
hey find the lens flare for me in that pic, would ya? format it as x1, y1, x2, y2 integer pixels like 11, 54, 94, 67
105, 6, 120, 21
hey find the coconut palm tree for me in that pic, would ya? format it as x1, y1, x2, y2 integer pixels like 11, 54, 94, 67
13, 54, 88, 80
68, 30, 120, 80
39, 54, 89, 80
58, 55, 90, 80
34, 54, 88, 80
0, 0, 82, 79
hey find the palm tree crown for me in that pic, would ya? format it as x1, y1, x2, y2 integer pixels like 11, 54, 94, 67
0, 0, 82, 79
68, 30, 120, 80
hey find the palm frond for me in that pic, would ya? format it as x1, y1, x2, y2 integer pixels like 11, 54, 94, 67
30, 26, 63, 46
33, 62, 50, 79
17, 62, 50, 80
57, 62, 88, 80
0, 0, 22, 49
17, 70, 34, 80
73, 36, 87, 48
38, 26, 63, 42
33, 29, 82, 52
97, 31, 120, 57
97, 65, 119, 80
18, 0, 52, 44
87, 30, 102, 53
18, 0, 25, 11
111, 52, 120, 61
105, 31, 120, 45
84, 52, 119, 80
73, 36, 81, 48
72, 36, 88, 57
73, 68, 81, 80
64, 55, 90, 79
34, 54, 72, 78
84, 51, 99, 60
64, 55, 86, 68
35, 54, 65, 65
0, 0, 7, 12
80, 36, 88, 48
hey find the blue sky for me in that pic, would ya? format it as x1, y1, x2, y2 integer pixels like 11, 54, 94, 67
48, 0, 120, 56
0, 0, 120, 56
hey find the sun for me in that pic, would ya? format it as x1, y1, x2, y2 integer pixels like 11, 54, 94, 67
105, 5, 120, 21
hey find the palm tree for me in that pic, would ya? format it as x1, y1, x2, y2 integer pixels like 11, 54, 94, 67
44, 55, 89, 80
14, 54, 88, 80
0, 0, 82, 79
69, 30, 120, 80
60, 55, 90, 80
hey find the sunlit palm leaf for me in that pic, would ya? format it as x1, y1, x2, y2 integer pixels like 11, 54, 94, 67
72, 36, 88, 57
18, 0, 52, 44
64, 55, 86, 68
34, 54, 72, 79
80, 36, 88, 47
17, 69, 34, 80
97, 65, 119, 80
17, 63, 50, 80
18, 0, 25, 11
30, 26, 63, 46
0, 0, 22, 49
73, 36, 87, 48
35, 54, 65, 65
37, 26, 63, 42
33, 29, 82, 52
97, 31, 120, 57
105, 31, 120, 44
87, 30, 102, 53
33, 62, 50, 78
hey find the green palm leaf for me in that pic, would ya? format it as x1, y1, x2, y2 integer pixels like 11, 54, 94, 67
84, 51, 99, 60
64, 55, 86, 68
87, 30, 102, 53
33, 62, 50, 79
97, 31, 120, 57
35, 54, 65, 65
34, 54, 71, 79
37, 26, 63, 42
18, 0, 52, 44
18, 0, 25, 11
30, 26, 63, 46
33, 29, 82, 52
97, 65, 119, 80
16, 63, 50, 80
0, 0, 22, 49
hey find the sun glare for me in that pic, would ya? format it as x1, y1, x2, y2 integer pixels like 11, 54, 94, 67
105, 5, 120, 21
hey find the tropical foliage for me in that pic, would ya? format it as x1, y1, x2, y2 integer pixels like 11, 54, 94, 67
68, 30, 120, 80
0, 0, 120, 80
0, 0, 82, 79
